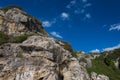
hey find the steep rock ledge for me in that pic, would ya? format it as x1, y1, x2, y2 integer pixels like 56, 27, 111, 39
0, 6, 47, 36
0, 36, 90, 80
0, 6, 109, 80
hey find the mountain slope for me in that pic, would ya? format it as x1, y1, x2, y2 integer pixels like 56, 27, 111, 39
0, 6, 109, 80
87, 48, 120, 80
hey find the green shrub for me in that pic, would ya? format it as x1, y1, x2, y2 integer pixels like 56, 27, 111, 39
104, 57, 112, 66
0, 31, 9, 45
106, 48, 120, 60
16, 53, 23, 58
10, 34, 28, 43
0, 5, 23, 12
87, 51, 120, 80
56, 40, 73, 52
71, 52, 78, 58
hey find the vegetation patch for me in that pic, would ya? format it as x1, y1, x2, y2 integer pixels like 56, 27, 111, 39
56, 40, 73, 52
9, 34, 28, 43
87, 49, 120, 80
0, 5, 23, 12
0, 31, 9, 45
0, 31, 48, 44
16, 53, 23, 58
71, 51, 78, 58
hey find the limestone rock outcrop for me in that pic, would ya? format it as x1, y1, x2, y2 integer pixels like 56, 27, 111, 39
0, 6, 109, 80
0, 6, 47, 36
91, 72, 109, 80
0, 36, 90, 80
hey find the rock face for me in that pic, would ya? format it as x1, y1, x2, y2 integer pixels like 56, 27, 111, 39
91, 72, 109, 80
0, 6, 47, 36
0, 6, 109, 80
114, 58, 120, 69
0, 36, 90, 80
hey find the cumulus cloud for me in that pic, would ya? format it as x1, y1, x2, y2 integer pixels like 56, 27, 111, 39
42, 21, 52, 27
82, 0, 87, 3
70, 0, 76, 4
74, 10, 80, 14
50, 32, 63, 38
83, 3, 92, 8
61, 12, 69, 20
74, 9, 85, 14
80, 9, 85, 13
85, 13, 91, 19
66, 0, 92, 19
109, 23, 120, 31
90, 49, 100, 53
66, 0, 76, 9
42, 18, 57, 27
103, 44, 120, 51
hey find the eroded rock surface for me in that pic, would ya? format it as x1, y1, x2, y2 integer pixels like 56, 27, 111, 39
0, 36, 90, 80
91, 72, 109, 80
0, 6, 109, 80
0, 7, 47, 36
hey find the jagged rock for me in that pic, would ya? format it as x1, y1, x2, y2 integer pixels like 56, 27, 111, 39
62, 58, 90, 80
0, 10, 4, 16
0, 43, 23, 57
0, 35, 91, 80
0, 7, 47, 36
0, 6, 110, 80
5, 8, 27, 22
114, 58, 120, 69
91, 72, 109, 80
15, 66, 34, 80
77, 53, 92, 68
86, 58, 92, 68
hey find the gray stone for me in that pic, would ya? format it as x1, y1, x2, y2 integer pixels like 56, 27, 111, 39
0, 10, 4, 16
91, 72, 109, 80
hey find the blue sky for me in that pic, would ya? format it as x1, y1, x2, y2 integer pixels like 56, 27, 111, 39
0, 0, 120, 52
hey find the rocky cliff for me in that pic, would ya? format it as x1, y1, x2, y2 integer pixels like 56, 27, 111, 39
0, 6, 109, 80
0, 6, 47, 36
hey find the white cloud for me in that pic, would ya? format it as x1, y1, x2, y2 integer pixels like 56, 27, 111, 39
81, 9, 85, 13
74, 8, 85, 14
61, 12, 69, 20
66, 0, 92, 18
70, 0, 76, 5
103, 44, 120, 51
109, 23, 120, 31
82, 0, 87, 3
83, 3, 92, 8
50, 32, 63, 38
74, 10, 80, 14
42, 21, 52, 27
42, 18, 57, 27
90, 49, 100, 53
85, 13, 91, 19
103, 25, 107, 28
66, 0, 76, 9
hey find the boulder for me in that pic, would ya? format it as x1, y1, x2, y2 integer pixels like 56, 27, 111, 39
91, 72, 109, 80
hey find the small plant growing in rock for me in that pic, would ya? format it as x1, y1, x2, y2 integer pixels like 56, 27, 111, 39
10, 34, 28, 43
16, 53, 23, 58
71, 52, 78, 58
0, 31, 9, 45
0, 5, 23, 12
56, 40, 73, 52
